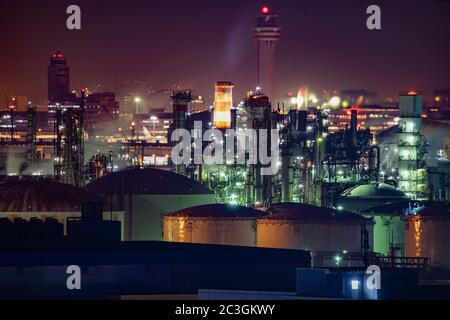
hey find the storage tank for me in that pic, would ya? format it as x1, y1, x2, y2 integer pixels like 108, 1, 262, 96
0, 179, 124, 239
164, 204, 266, 247
85, 167, 216, 241
256, 203, 374, 267
361, 200, 432, 257
404, 203, 450, 270
336, 183, 408, 213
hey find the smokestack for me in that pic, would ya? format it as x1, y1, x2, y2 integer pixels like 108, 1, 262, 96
213, 81, 234, 129
350, 108, 358, 147
281, 151, 293, 203
171, 91, 192, 176
26, 104, 37, 162
289, 109, 297, 131
297, 110, 307, 133
230, 108, 237, 130
172, 91, 192, 131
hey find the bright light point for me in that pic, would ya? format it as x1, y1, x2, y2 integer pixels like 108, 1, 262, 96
337, 206, 343, 211
262, 6, 269, 14
351, 280, 360, 290
328, 96, 341, 108
290, 97, 298, 105
134, 97, 142, 103
296, 95, 305, 109
334, 255, 342, 266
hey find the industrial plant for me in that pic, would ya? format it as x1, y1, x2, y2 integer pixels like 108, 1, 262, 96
0, 2, 449, 302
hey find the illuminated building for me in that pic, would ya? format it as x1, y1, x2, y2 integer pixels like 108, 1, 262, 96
213, 81, 234, 129
397, 91, 428, 200
253, 6, 280, 102
326, 104, 400, 134
47, 52, 71, 104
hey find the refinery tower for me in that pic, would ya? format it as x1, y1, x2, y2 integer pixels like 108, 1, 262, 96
253, 6, 281, 104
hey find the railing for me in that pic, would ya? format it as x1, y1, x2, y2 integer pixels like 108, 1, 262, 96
369, 255, 429, 269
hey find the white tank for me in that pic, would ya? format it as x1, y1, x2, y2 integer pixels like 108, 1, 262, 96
404, 203, 450, 270
163, 204, 265, 247
256, 203, 374, 267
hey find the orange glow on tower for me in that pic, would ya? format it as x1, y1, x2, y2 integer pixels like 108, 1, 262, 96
213, 81, 234, 129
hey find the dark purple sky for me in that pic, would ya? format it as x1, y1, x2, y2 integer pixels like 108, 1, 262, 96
0, 0, 449, 105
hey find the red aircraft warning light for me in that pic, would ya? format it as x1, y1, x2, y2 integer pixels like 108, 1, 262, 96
262, 6, 269, 14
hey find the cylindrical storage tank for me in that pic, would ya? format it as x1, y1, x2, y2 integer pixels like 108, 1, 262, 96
404, 203, 450, 270
256, 203, 374, 267
164, 204, 266, 247
85, 167, 216, 241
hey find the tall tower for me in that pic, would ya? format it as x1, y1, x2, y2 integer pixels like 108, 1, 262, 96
213, 81, 234, 129
398, 91, 428, 200
48, 51, 70, 104
253, 5, 280, 103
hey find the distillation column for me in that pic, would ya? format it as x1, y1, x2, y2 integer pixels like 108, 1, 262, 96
397, 91, 428, 200
171, 90, 192, 176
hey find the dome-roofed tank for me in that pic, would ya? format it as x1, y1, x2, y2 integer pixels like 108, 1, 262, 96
404, 203, 450, 270
164, 204, 266, 247
336, 183, 408, 213
85, 167, 216, 241
257, 203, 374, 267
0, 179, 124, 237
85, 167, 214, 195
0, 179, 112, 213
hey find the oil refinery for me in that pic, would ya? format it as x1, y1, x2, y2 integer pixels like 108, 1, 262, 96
0, 1, 449, 302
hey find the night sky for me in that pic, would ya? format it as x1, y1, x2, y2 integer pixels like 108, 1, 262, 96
0, 0, 449, 105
